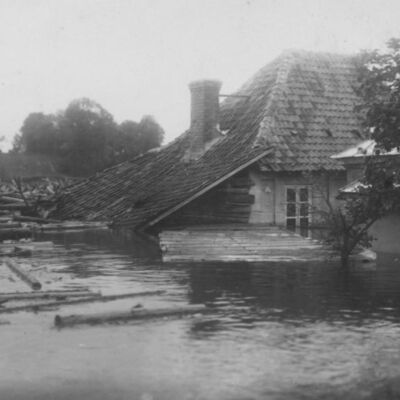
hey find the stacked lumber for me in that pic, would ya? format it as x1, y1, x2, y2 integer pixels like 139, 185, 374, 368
160, 225, 333, 262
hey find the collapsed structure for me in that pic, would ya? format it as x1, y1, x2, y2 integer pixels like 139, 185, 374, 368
56, 50, 364, 234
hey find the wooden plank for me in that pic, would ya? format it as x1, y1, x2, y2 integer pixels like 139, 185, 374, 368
4, 259, 41, 290
54, 304, 209, 327
0, 227, 31, 241
0, 290, 166, 314
0, 290, 100, 302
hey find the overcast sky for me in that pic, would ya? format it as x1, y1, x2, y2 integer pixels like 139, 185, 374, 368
1, 0, 400, 150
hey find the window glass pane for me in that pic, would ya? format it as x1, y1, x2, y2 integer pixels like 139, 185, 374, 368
286, 218, 296, 230
286, 188, 296, 203
300, 218, 309, 228
287, 203, 296, 217
300, 203, 309, 217
299, 188, 308, 202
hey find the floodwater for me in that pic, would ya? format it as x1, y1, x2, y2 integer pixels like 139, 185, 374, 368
1, 229, 400, 400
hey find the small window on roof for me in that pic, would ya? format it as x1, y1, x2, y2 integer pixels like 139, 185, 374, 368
324, 128, 332, 137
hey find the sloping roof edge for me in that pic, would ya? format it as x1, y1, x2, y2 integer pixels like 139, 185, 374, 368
332, 140, 400, 159
143, 147, 273, 229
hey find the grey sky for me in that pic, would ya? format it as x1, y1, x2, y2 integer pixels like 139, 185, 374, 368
1, 0, 399, 150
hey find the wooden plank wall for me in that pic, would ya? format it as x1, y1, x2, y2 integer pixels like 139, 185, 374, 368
160, 225, 330, 262
161, 170, 254, 227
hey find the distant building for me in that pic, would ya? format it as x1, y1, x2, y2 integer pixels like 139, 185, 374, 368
56, 50, 364, 234
333, 140, 400, 255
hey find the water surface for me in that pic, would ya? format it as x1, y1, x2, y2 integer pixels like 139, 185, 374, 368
1, 229, 400, 400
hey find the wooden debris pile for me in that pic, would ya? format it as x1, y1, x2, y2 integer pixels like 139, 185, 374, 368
0, 257, 211, 328
0, 177, 102, 240
0, 177, 75, 218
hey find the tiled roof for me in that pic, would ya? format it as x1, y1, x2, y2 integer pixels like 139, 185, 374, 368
221, 50, 364, 171
56, 50, 364, 228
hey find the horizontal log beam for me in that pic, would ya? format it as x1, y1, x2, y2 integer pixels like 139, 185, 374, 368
0, 290, 166, 314
55, 304, 209, 327
0, 290, 100, 302
4, 258, 41, 290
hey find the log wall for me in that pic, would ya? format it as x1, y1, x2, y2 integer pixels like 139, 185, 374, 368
161, 170, 254, 227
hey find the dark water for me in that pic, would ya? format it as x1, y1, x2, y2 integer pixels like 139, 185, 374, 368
1, 229, 400, 400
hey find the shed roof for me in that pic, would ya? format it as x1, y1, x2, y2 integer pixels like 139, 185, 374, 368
332, 139, 400, 159
56, 50, 365, 229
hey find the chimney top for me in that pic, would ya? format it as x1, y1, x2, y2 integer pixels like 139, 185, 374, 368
189, 79, 222, 91
183, 79, 223, 162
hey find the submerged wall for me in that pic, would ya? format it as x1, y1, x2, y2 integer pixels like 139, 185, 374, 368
161, 170, 254, 226
161, 166, 346, 229
370, 214, 400, 255
248, 169, 346, 227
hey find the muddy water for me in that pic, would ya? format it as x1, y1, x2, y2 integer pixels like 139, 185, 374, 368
1, 229, 400, 400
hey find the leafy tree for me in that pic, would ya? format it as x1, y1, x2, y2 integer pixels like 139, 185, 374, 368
319, 38, 400, 266
12, 99, 164, 176
17, 112, 58, 154
57, 98, 118, 175
315, 179, 397, 266
137, 115, 164, 152
357, 38, 400, 150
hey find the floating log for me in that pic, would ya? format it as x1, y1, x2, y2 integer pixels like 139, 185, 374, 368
55, 304, 208, 327
4, 258, 42, 290
0, 290, 166, 314
13, 215, 61, 224
0, 290, 100, 302
0, 196, 24, 204
0, 204, 29, 211
0, 223, 22, 229
0, 227, 32, 241
39, 221, 108, 231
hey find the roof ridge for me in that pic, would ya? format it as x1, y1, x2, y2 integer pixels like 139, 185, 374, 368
280, 48, 356, 60
253, 51, 294, 148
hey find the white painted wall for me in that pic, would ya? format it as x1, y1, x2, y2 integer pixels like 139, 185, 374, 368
370, 214, 400, 255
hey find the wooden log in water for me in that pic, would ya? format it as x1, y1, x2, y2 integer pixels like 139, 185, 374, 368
0, 290, 166, 314
54, 304, 208, 327
4, 258, 42, 290
0, 203, 29, 211
13, 215, 61, 224
0, 222, 22, 229
0, 290, 100, 302
39, 221, 108, 231
0, 227, 32, 241
0, 196, 24, 204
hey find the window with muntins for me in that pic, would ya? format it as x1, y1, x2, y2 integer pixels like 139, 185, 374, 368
285, 186, 310, 236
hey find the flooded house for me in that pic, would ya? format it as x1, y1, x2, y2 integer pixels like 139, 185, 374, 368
56, 50, 365, 261
332, 140, 400, 255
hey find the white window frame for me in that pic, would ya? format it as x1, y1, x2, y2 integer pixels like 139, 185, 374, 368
285, 185, 312, 233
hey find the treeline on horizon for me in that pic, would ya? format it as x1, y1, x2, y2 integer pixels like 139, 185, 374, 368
11, 98, 164, 176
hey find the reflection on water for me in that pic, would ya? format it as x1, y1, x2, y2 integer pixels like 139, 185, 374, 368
1, 228, 400, 400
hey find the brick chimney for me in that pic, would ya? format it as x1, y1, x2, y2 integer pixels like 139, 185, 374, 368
184, 79, 222, 161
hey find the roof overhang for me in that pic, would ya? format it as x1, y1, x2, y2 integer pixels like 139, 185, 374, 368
143, 147, 273, 230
